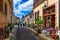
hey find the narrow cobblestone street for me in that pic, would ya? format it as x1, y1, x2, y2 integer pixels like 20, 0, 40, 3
10, 25, 39, 40
0, 0, 60, 40
15, 26, 39, 40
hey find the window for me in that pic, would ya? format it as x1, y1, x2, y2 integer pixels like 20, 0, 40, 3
35, 11, 39, 20
0, 0, 3, 11
47, 10, 50, 13
52, 7, 55, 12
30, 14, 32, 18
37, 11, 39, 18
48, 16, 50, 22
5, 3, 7, 15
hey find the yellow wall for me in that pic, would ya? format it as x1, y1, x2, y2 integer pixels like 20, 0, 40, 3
33, 1, 47, 23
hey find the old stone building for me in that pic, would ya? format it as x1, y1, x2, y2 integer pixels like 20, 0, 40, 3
0, 0, 13, 40
7, 0, 13, 24
23, 14, 30, 24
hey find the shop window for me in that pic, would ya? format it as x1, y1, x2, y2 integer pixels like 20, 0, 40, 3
47, 9, 50, 14
52, 7, 55, 12
43, 10, 47, 14
48, 16, 50, 22
50, 5, 55, 13
0, 0, 3, 11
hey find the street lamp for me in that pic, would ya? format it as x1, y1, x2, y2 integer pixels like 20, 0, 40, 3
42, 0, 48, 9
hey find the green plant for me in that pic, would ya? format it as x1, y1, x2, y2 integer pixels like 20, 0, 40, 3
35, 16, 43, 28
8, 23, 13, 32
14, 22, 18, 25
26, 22, 30, 27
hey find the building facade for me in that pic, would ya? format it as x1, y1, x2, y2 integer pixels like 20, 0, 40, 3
23, 15, 30, 24
33, 0, 60, 28
12, 16, 17, 24
0, 0, 13, 40
7, 0, 13, 24
29, 11, 34, 24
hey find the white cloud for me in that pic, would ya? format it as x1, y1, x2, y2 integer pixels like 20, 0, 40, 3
13, 0, 22, 4
14, 0, 33, 17
18, 0, 33, 10
14, 10, 20, 14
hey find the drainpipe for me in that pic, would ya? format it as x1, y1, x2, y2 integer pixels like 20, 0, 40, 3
58, 0, 60, 28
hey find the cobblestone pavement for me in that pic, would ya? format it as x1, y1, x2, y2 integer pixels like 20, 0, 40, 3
10, 26, 39, 40
9, 25, 54, 40
9, 25, 18, 40
15, 26, 39, 40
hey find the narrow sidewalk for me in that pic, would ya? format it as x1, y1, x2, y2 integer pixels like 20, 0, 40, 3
4, 38, 9, 40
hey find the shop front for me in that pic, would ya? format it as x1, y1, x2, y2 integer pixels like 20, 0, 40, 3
43, 5, 55, 28
43, 4, 58, 39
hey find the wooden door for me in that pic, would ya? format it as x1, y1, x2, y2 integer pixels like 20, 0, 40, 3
43, 16, 50, 27
50, 15, 55, 28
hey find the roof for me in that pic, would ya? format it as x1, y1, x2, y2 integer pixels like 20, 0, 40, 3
33, 0, 46, 9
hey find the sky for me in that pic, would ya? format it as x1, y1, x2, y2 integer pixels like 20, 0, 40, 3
13, 0, 33, 18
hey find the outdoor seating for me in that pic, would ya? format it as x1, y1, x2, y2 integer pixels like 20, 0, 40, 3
49, 30, 57, 40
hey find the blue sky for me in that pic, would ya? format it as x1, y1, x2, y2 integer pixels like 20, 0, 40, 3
13, 0, 33, 18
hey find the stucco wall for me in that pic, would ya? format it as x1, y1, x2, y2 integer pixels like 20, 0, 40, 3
33, 0, 59, 27
33, 1, 47, 23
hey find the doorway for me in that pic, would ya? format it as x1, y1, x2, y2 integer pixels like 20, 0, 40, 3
43, 5, 55, 28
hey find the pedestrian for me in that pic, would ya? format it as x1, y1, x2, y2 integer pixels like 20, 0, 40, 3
57, 28, 60, 40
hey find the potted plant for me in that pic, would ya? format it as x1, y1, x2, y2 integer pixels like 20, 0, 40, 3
35, 16, 43, 33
